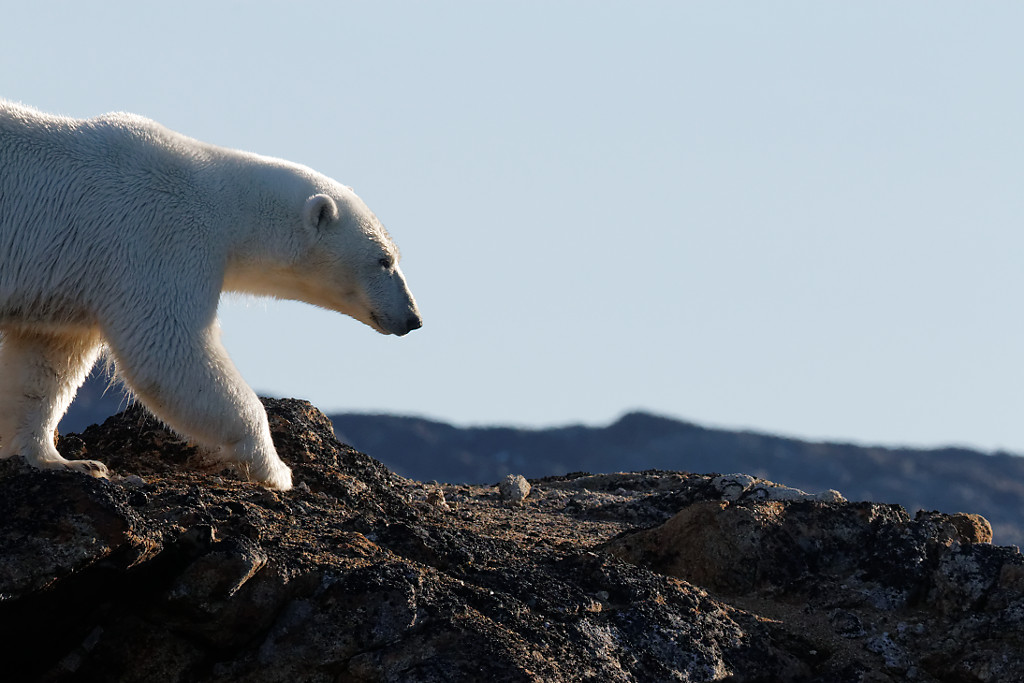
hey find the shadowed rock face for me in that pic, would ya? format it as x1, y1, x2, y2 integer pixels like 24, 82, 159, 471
2, 399, 1023, 682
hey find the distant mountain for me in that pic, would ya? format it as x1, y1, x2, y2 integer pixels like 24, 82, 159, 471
60, 371, 1024, 546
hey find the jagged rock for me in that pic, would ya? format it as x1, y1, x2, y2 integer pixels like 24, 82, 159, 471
425, 487, 451, 511
0, 459, 161, 599
601, 499, 1002, 600
0, 399, 1021, 682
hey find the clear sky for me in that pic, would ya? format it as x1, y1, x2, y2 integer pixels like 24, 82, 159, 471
3, 2, 1024, 452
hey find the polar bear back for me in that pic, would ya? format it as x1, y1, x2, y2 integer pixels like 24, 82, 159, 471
0, 103, 231, 327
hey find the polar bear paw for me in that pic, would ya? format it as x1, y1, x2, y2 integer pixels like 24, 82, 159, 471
34, 455, 110, 479
249, 459, 294, 491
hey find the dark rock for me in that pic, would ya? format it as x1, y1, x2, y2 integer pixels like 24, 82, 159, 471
1, 399, 1021, 682
0, 462, 161, 599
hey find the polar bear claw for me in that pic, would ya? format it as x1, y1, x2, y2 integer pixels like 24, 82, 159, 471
42, 457, 111, 479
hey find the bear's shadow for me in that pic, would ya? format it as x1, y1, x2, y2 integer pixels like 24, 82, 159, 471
56, 406, 241, 482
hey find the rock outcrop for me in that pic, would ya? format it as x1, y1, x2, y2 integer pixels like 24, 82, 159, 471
329, 410, 1024, 548
3, 399, 1022, 682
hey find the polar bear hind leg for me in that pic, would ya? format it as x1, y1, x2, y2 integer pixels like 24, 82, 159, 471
106, 322, 293, 491
0, 327, 110, 477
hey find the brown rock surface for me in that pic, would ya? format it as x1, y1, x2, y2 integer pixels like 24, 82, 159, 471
0, 399, 1021, 682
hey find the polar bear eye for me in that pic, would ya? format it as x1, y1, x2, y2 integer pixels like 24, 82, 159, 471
378, 257, 393, 270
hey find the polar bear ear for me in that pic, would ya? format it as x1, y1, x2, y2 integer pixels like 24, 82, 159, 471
303, 194, 339, 232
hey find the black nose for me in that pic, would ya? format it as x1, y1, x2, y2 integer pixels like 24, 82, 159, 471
406, 315, 423, 333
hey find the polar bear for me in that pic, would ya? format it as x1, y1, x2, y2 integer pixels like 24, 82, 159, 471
0, 101, 421, 491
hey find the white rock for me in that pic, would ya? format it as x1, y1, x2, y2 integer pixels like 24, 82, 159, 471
816, 489, 847, 503
499, 474, 531, 502
712, 474, 755, 501
713, 474, 846, 504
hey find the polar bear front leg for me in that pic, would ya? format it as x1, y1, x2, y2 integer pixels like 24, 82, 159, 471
0, 327, 110, 477
107, 322, 293, 491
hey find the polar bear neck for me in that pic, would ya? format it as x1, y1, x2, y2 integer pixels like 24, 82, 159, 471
214, 152, 385, 307
214, 153, 330, 264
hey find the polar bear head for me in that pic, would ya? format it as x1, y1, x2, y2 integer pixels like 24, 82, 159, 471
226, 172, 422, 337
297, 189, 422, 336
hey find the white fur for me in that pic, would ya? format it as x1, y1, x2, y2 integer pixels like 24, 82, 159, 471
0, 101, 421, 490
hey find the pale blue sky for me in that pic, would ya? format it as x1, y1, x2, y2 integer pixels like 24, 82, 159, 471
3, 2, 1024, 452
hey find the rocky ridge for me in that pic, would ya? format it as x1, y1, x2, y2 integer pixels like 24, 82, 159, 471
329, 411, 1024, 549
4, 399, 1023, 682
